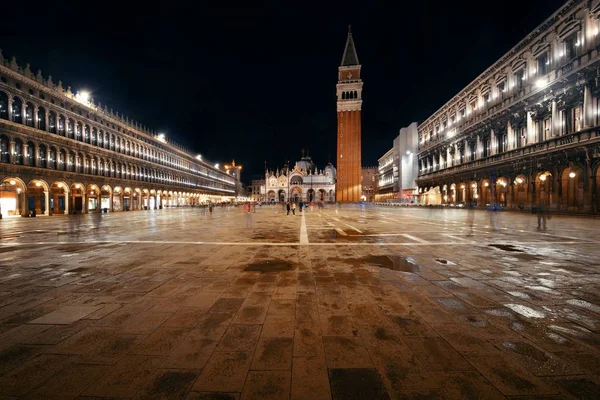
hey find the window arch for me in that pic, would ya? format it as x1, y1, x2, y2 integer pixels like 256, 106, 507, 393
0, 91, 8, 120
68, 151, 75, 172
13, 138, 23, 165
12, 97, 23, 123
76, 153, 83, 173
67, 118, 74, 139
39, 144, 47, 168
76, 122, 83, 141
58, 115, 66, 136
0, 135, 9, 163
49, 147, 58, 169
26, 141, 35, 166
37, 107, 46, 131
59, 148, 67, 171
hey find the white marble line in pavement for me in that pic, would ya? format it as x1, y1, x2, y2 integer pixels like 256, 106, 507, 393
401, 233, 431, 244
300, 213, 309, 245
441, 233, 474, 242
0, 240, 592, 247
335, 228, 348, 236
342, 222, 363, 234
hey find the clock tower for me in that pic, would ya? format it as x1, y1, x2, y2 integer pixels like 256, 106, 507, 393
336, 26, 363, 202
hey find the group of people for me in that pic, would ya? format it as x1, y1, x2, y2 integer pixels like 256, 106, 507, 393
464, 199, 551, 235
285, 200, 315, 215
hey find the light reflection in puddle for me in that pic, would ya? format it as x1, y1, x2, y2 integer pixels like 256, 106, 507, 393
508, 291, 531, 300
566, 299, 600, 314
504, 304, 546, 318
526, 285, 554, 293
538, 278, 556, 288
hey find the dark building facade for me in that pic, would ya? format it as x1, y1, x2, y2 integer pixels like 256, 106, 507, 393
416, 0, 600, 212
0, 52, 239, 217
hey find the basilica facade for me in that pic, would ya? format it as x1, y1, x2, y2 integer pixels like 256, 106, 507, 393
261, 156, 336, 203
0, 52, 239, 218
416, 0, 600, 212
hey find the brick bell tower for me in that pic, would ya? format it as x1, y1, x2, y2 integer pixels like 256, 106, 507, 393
336, 25, 363, 202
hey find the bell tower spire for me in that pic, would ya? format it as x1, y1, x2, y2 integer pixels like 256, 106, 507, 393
336, 26, 363, 202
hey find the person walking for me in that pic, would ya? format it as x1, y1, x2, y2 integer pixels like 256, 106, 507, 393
466, 201, 476, 236
286, 201, 291, 215
537, 199, 548, 230
92, 209, 102, 231
291, 201, 296, 216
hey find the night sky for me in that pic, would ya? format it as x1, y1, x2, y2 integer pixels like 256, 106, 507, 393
0, 0, 566, 182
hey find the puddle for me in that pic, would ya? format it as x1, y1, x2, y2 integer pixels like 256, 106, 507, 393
244, 259, 294, 273
489, 244, 524, 252
504, 304, 546, 319
361, 255, 420, 273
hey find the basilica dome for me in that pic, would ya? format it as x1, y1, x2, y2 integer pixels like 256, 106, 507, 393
295, 156, 316, 172
325, 162, 337, 179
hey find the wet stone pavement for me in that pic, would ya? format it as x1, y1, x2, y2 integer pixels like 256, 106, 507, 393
0, 204, 599, 399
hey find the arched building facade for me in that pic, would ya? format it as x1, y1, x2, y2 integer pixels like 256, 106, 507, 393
264, 156, 336, 203
0, 53, 238, 217
416, 0, 600, 212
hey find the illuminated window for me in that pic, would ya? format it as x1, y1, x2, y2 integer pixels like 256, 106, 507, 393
497, 81, 506, 100
565, 33, 578, 60
543, 117, 551, 140
572, 106, 582, 132
537, 52, 549, 75
515, 69, 525, 90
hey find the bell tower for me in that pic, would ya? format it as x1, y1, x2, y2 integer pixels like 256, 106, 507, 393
336, 25, 363, 202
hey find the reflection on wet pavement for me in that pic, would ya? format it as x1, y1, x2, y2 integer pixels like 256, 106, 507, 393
0, 205, 599, 398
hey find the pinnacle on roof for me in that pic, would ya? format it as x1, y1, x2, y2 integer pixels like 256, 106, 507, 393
340, 25, 360, 66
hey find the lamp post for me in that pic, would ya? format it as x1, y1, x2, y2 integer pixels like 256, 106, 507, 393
286, 160, 290, 203
224, 160, 243, 198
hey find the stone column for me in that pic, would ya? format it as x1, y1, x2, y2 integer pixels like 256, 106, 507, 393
44, 191, 50, 216
8, 141, 15, 164
7, 98, 12, 121
34, 106, 40, 129
583, 84, 593, 128
583, 160, 593, 212
22, 143, 29, 166
64, 191, 69, 215
34, 145, 40, 167
551, 100, 558, 137
526, 112, 533, 143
